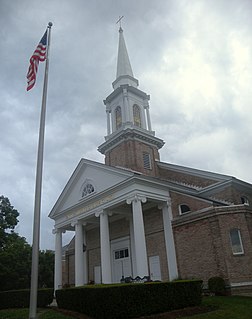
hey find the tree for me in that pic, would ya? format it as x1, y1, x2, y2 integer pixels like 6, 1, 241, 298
0, 232, 32, 291
38, 250, 54, 288
0, 196, 55, 291
0, 195, 19, 249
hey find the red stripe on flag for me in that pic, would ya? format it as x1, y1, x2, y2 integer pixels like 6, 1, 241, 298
26, 31, 47, 91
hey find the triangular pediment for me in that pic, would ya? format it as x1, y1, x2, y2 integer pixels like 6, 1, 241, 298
49, 158, 134, 218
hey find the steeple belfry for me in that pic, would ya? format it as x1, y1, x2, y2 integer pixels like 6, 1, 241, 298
113, 27, 139, 90
98, 26, 164, 176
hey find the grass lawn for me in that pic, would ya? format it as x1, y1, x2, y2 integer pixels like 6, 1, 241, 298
0, 308, 74, 319
182, 295, 252, 319
0, 296, 251, 319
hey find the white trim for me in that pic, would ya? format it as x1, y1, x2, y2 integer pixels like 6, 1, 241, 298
178, 204, 191, 215
229, 228, 244, 255
230, 281, 252, 287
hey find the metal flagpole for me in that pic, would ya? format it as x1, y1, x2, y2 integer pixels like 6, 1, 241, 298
29, 22, 53, 319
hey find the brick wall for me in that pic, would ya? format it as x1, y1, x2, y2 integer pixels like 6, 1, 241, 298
170, 191, 213, 218
218, 212, 252, 283
173, 207, 252, 285
173, 218, 225, 282
105, 140, 160, 176
144, 208, 167, 280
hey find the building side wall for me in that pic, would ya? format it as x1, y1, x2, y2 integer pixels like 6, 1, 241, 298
170, 191, 213, 218
173, 210, 252, 285
218, 213, 252, 283
173, 218, 227, 282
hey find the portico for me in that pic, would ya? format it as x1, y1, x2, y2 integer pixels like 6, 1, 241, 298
51, 162, 178, 289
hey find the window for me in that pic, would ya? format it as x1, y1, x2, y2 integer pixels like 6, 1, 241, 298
133, 104, 141, 127
143, 152, 151, 170
241, 196, 249, 206
115, 106, 122, 129
81, 181, 95, 198
230, 229, 244, 255
114, 248, 129, 260
179, 204, 191, 215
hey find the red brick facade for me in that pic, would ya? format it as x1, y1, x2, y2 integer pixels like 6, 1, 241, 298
105, 139, 160, 177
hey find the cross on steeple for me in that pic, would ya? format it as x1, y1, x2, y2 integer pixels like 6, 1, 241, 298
116, 16, 124, 28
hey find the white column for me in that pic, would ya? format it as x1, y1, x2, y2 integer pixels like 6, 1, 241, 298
73, 221, 84, 286
106, 110, 111, 135
123, 87, 130, 123
160, 199, 178, 280
129, 217, 137, 277
83, 227, 88, 284
53, 228, 63, 291
145, 105, 152, 131
127, 195, 148, 277
97, 211, 112, 283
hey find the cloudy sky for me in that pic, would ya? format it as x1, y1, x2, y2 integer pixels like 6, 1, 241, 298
1, 0, 252, 250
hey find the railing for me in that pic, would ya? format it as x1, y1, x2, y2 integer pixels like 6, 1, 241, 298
120, 275, 151, 283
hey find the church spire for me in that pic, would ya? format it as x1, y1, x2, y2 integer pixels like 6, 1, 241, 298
116, 27, 134, 79
98, 25, 164, 176
112, 27, 139, 89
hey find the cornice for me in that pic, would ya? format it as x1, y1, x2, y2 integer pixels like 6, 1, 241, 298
104, 84, 149, 105
98, 127, 165, 154
172, 204, 252, 227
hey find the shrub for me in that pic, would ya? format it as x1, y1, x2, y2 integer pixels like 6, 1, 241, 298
0, 288, 54, 309
208, 276, 226, 295
56, 280, 202, 319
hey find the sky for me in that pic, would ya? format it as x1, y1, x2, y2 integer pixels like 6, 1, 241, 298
0, 0, 252, 250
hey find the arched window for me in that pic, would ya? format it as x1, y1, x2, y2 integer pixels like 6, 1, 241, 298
115, 106, 122, 130
133, 104, 141, 127
230, 228, 244, 255
179, 204, 191, 215
241, 196, 249, 205
81, 181, 95, 198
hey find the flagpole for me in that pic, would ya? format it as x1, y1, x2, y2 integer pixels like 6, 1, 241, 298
29, 22, 53, 319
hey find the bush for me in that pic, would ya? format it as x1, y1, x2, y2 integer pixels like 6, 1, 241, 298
56, 280, 203, 319
208, 276, 226, 295
0, 288, 54, 309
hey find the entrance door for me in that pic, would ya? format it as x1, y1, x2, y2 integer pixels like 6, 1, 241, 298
111, 237, 132, 283
149, 255, 161, 281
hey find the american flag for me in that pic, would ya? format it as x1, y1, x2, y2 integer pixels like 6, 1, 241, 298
26, 30, 47, 91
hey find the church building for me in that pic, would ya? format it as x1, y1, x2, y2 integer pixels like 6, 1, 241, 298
49, 27, 252, 294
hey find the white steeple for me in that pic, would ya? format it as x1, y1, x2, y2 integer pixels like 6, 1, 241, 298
98, 26, 164, 175
112, 27, 139, 90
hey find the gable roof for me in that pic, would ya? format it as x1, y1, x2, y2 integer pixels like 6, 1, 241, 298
49, 158, 134, 218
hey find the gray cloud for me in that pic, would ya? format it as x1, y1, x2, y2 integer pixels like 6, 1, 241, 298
0, 0, 251, 249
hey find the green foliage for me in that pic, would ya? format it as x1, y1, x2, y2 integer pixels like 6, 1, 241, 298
39, 250, 55, 288
0, 308, 28, 319
0, 196, 19, 249
0, 233, 32, 291
0, 288, 54, 309
0, 196, 54, 291
56, 280, 203, 319
208, 276, 226, 295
